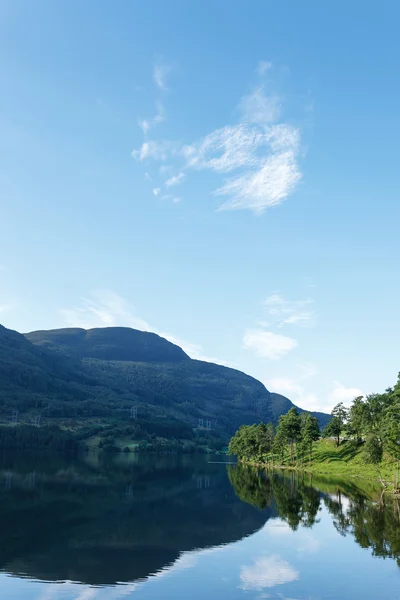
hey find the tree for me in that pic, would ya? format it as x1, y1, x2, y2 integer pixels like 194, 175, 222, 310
347, 396, 365, 443
272, 427, 286, 465
228, 423, 275, 462
301, 413, 320, 462
323, 402, 348, 446
277, 408, 301, 463
362, 435, 382, 465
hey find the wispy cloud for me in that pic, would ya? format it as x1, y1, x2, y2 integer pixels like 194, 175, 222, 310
257, 60, 273, 75
61, 290, 227, 365
161, 194, 181, 204
264, 293, 314, 327
138, 101, 166, 134
132, 61, 303, 214
243, 329, 297, 360
240, 555, 299, 590
153, 62, 173, 91
265, 376, 321, 412
239, 87, 281, 124
153, 188, 161, 196
329, 381, 363, 406
265, 369, 363, 414
132, 140, 178, 161
165, 172, 185, 187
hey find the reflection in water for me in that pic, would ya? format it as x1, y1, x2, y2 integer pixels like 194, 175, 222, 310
0, 453, 400, 599
0, 453, 270, 585
229, 464, 400, 566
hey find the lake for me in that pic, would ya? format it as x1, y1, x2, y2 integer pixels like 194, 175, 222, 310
0, 453, 399, 600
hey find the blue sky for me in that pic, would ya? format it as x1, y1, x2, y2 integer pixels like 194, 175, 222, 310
1, 0, 400, 412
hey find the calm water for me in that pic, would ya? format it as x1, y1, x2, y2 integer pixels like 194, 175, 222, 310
0, 453, 399, 599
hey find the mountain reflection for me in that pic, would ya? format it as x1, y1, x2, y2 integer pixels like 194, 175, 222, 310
1, 454, 399, 588
0, 453, 271, 585
229, 464, 400, 566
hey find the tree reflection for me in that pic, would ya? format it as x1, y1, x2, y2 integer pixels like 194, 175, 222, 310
228, 464, 400, 565
227, 465, 320, 529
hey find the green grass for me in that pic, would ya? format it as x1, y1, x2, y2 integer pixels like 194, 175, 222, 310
245, 439, 400, 490
305, 439, 398, 484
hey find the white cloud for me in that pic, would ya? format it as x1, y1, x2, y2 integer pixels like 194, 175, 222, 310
240, 555, 299, 590
240, 87, 281, 124
183, 124, 267, 172
154, 62, 172, 90
329, 381, 363, 406
61, 290, 150, 332
265, 376, 323, 413
153, 188, 161, 196
133, 62, 303, 214
265, 372, 363, 414
132, 140, 178, 162
264, 293, 314, 327
138, 119, 151, 134
165, 172, 185, 187
262, 520, 293, 536
243, 329, 297, 360
61, 290, 227, 365
216, 148, 301, 214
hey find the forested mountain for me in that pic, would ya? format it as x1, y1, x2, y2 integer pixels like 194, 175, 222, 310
0, 324, 329, 450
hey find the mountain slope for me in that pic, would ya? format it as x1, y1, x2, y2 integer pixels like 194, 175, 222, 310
0, 324, 329, 447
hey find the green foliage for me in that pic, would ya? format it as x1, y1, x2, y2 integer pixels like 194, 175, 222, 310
228, 423, 275, 462
323, 403, 348, 446
229, 409, 320, 466
300, 413, 320, 462
0, 424, 82, 453
362, 435, 383, 465
276, 407, 301, 462
228, 372, 400, 484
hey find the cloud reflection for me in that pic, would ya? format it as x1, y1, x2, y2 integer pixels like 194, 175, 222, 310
240, 555, 299, 590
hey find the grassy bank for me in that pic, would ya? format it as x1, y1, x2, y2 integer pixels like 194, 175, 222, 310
243, 439, 400, 490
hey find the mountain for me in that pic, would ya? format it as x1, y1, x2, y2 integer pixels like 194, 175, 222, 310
0, 324, 329, 450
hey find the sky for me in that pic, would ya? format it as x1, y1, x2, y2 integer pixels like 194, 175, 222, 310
1, 0, 400, 413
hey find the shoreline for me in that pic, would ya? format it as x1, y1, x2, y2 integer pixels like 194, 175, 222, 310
238, 458, 400, 494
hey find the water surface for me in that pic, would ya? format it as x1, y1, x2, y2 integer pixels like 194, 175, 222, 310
0, 453, 399, 599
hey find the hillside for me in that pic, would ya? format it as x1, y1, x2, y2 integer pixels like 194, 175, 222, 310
0, 324, 329, 450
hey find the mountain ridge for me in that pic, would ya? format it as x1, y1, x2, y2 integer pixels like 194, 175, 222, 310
0, 324, 329, 450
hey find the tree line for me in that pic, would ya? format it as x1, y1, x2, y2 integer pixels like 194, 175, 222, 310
228, 408, 320, 465
228, 372, 400, 483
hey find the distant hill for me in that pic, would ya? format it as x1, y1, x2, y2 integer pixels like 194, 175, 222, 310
0, 324, 329, 450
